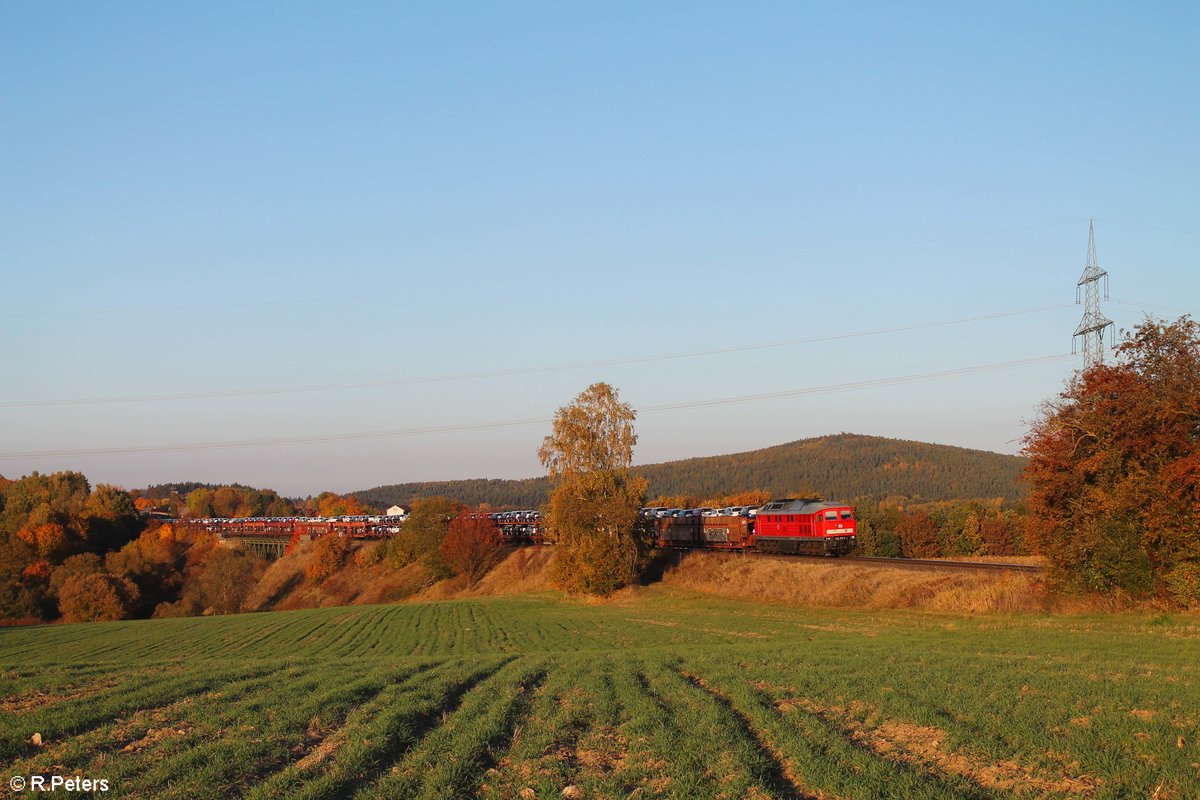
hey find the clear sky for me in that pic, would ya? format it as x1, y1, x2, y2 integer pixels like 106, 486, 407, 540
2, 2, 1197, 497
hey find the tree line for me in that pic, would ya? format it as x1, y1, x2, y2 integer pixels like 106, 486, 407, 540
0, 472, 274, 623
128, 484, 376, 520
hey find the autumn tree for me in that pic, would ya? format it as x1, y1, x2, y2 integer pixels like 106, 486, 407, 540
22, 559, 52, 584
725, 489, 773, 507
649, 495, 701, 509
0, 471, 90, 538
50, 553, 105, 597
105, 524, 188, 617
852, 515, 902, 558
0, 474, 152, 621
306, 535, 352, 583
210, 486, 243, 518
440, 511, 505, 586
980, 513, 1020, 556
1023, 317, 1200, 604
16, 522, 73, 562
57, 572, 139, 623
697, 489, 774, 509
81, 484, 142, 551
192, 546, 264, 614
540, 383, 648, 595
385, 496, 464, 571
850, 503, 901, 558
316, 492, 366, 518
186, 488, 216, 518
896, 511, 940, 558
0, 538, 47, 620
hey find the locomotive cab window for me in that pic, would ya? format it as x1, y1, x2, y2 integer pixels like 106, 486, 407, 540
840, 510, 853, 519
824, 511, 837, 520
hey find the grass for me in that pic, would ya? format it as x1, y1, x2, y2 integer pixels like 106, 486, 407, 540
2, 589, 1198, 798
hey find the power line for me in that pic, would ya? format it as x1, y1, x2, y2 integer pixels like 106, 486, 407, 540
0, 291, 408, 320
782, 219, 1087, 259
641, 354, 1076, 413
0, 219, 1086, 320
5, 218, 1189, 323
0, 353, 1076, 459
1092, 219, 1200, 237
1, 304, 1074, 409
1108, 298, 1196, 315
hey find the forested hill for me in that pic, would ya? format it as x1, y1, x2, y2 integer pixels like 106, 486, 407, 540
355, 434, 1027, 508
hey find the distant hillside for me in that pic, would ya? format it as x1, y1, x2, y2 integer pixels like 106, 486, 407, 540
355, 433, 1027, 508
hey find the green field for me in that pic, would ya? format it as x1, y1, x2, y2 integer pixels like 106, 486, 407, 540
2, 590, 1197, 799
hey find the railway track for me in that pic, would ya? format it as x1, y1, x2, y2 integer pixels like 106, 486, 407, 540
675, 549, 1046, 574
840, 555, 1045, 573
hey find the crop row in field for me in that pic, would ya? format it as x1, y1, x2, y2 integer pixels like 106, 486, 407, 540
2, 591, 1198, 798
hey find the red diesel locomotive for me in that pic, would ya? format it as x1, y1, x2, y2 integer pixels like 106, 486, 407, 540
652, 498, 857, 556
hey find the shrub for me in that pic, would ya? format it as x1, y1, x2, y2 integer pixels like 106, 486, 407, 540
1163, 562, 1200, 608
152, 598, 203, 618
355, 541, 385, 567
1060, 513, 1153, 596
384, 536, 420, 569
306, 536, 352, 584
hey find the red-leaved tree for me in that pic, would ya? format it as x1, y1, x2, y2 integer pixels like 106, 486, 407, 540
439, 511, 505, 586
896, 511, 941, 558
1023, 317, 1200, 604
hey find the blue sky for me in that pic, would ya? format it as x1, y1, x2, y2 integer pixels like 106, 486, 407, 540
2, 2, 1197, 497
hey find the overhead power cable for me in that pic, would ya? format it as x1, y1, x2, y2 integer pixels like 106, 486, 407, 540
1, 304, 1074, 409
0, 219, 1087, 320
6, 218, 1191, 322
1107, 299, 1196, 315
0, 291, 408, 320
639, 354, 1076, 413
1092, 220, 1200, 237
0, 353, 1076, 459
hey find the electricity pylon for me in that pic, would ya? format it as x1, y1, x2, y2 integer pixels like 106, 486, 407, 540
1073, 220, 1113, 367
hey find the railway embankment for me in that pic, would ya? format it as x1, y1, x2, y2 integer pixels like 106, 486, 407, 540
241, 542, 1052, 615
242, 543, 559, 612
657, 551, 1047, 613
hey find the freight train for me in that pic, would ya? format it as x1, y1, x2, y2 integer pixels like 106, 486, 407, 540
646, 498, 857, 556
490, 497, 857, 556
176, 498, 857, 558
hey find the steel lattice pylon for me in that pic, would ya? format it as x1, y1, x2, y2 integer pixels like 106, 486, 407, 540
1073, 219, 1113, 366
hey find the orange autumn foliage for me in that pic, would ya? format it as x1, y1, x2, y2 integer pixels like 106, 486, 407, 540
22, 560, 53, 584
16, 523, 71, 561
1023, 317, 1200, 604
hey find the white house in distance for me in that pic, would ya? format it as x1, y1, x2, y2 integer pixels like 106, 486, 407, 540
386, 504, 411, 520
